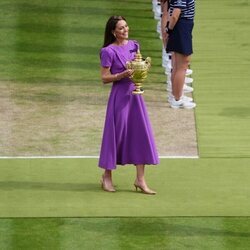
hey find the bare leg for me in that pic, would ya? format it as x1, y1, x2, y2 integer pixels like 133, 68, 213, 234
135, 164, 145, 183
171, 52, 176, 84
172, 53, 190, 100
134, 164, 156, 195
101, 170, 115, 192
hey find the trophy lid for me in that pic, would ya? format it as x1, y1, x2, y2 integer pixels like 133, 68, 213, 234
134, 50, 142, 62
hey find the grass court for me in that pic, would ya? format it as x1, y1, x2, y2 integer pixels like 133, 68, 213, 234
1, 0, 250, 249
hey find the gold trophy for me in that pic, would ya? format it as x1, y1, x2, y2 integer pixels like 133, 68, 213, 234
126, 50, 151, 94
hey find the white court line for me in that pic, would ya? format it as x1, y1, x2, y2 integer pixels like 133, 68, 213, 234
0, 155, 199, 159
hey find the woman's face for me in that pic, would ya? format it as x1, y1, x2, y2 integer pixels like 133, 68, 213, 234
113, 20, 129, 40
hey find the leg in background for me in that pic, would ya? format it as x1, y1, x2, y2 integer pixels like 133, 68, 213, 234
172, 53, 191, 100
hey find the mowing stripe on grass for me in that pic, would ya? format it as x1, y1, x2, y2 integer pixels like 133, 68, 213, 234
193, 0, 250, 158
0, 155, 199, 159
2, 217, 250, 250
0, 0, 198, 157
1, 158, 250, 217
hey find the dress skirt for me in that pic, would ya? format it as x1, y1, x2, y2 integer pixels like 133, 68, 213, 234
98, 80, 159, 170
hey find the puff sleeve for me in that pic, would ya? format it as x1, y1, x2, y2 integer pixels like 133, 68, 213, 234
100, 47, 114, 68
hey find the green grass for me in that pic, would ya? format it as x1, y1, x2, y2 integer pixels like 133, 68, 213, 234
1, 0, 250, 249
0, 0, 168, 157
1, 217, 250, 250
0, 0, 162, 84
193, 0, 250, 157
1, 158, 250, 217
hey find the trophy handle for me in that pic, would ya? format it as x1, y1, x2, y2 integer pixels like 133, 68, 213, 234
145, 57, 151, 68
126, 61, 132, 69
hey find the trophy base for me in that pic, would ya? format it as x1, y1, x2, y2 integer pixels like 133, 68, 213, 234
132, 85, 144, 95
132, 89, 144, 95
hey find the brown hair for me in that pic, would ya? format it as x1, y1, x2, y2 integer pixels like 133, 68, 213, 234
102, 16, 126, 48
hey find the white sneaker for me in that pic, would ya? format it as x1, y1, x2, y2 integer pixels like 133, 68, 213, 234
170, 99, 196, 109
165, 63, 172, 75
162, 55, 169, 68
183, 84, 193, 93
166, 81, 172, 92
166, 85, 172, 92
167, 83, 193, 93
168, 94, 193, 103
154, 5, 161, 20
152, 0, 158, 11
186, 69, 193, 76
185, 77, 193, 85
157, 20, 161, 34
181, 95, 193, 102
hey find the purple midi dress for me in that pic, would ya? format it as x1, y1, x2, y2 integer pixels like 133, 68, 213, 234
98, 40, 159, 170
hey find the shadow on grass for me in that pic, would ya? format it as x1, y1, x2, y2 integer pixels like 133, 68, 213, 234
82, 217, 250, 238
0, 59, 98, 70
220, 107, 250, 118
3, 3, 111, 15
0, 22, 104, 35
0, 181, 100, 192
3, 78, 101, 85
2, 42, 99, 55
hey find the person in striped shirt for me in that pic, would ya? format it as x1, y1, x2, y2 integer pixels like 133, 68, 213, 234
166, 0, 196, 109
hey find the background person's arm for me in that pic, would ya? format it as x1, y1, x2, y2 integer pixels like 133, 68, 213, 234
168, 8, 181, 30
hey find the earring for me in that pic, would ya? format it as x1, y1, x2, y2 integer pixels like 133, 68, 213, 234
113, 33, 116, 38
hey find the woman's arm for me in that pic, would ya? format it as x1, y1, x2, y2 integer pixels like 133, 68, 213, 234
101, 67, 134, 84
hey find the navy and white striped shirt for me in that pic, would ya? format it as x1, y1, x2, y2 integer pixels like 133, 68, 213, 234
169, 0, 195, 20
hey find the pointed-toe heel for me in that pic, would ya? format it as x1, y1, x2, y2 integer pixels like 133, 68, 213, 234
134, 183, 156, 195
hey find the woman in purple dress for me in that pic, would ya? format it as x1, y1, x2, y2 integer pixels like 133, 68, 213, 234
99, 16, 159, 194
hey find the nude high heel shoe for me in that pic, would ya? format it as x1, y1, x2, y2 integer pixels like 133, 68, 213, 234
101, 175, 116, 192
134, 181, 156, 195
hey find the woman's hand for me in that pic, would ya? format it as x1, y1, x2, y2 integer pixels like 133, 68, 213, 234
101, 67, 134, 84
121, 69, 134, 78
